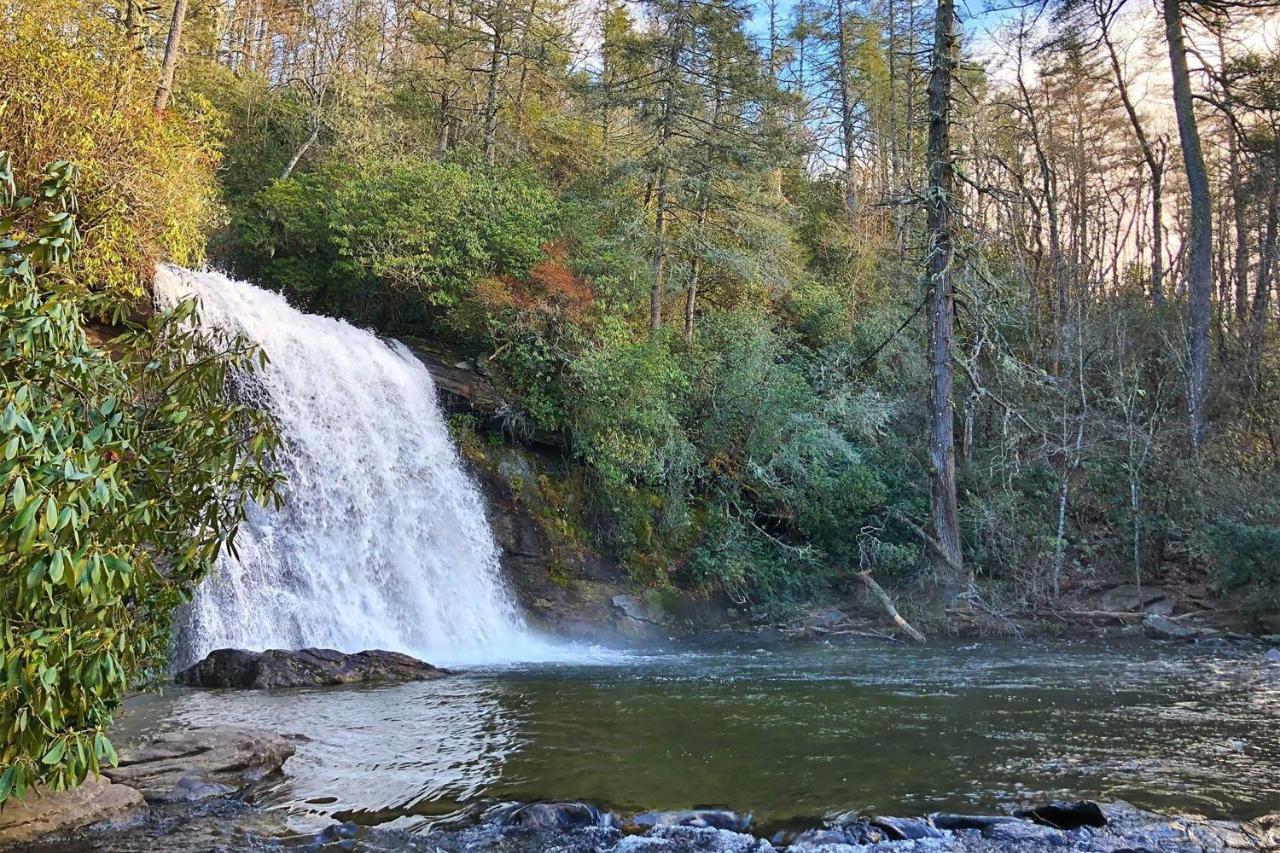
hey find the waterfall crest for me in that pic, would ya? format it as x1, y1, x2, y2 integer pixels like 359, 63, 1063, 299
158, 265, 538, 667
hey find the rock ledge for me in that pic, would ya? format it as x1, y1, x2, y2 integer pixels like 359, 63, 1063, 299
0, 778, 144, 849
104, 726, 295, 803
176, 647, 451, 689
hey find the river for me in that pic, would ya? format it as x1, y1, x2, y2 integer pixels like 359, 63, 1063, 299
115, 639, 1280, 837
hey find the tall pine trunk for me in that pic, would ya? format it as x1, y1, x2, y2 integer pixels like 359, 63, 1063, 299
1163, 0, 1213, 450
482, 26, 504, 166
924, 0, 964, 601
155, 0, 190, 111
650, 0, 686, 332
835, 0, 858, 219
1250, 172, 1278, 377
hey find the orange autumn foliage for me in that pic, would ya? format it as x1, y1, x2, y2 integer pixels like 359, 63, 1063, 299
473, 241, 593, 319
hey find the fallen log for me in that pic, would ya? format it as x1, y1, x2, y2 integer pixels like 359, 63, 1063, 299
1029, 609, 1145, 623
857, 570, 927, 643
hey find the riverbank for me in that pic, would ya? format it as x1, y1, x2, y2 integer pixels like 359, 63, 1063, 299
409, 341, 1280, 649
15, 790, 1279, 851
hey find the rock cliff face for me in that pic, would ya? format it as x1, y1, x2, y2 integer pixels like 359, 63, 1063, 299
402, 338, 734, 644
466, 442, 670, 644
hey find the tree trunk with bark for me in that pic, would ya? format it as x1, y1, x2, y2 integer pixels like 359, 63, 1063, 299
155, 0, 191, 112
835, 0, 858, 219
649, 0, 686, 333
924, 0, 964, 602
482, 25, 504, 166
1250, 172, 1278, 376
1163, 0, 1213, 450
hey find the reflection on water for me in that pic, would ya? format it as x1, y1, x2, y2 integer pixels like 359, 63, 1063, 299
115, 641, 1280, 833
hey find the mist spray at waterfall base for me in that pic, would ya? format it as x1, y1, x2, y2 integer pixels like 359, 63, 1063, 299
158, 265, 571, 668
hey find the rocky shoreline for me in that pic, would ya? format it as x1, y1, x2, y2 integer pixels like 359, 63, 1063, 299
11, 756, 1277, 852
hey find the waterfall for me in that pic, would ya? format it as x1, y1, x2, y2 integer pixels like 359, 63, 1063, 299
157, 265, 541, 668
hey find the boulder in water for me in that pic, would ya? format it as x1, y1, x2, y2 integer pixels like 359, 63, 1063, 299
104, 726, 295, 803
495, 802, 609, 832
782, 827, 853, 847
610, 594, 670, 640
176, 647, 451, 689
0, 778, 144, 847
1264, 648, 1280, 664
636, 824, 775, 851
1141, 614, 1199, 641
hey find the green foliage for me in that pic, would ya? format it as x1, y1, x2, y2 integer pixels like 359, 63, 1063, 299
681, 314, 891, 604
227, 157, 558, 329
1208, 520, 1280, 589
569, 329, 694, 489
0, 0, 220, 306
0, 156, 279, 802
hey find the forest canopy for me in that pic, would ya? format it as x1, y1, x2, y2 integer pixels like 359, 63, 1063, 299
152, 0, 1278, 612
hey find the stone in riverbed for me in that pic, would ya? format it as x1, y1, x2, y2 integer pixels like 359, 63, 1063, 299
870, 815, 946, 839
1016, 801, 1107, 830
0, 778, 144, 849
1263, 648, 1280, 664
496, 801, 610, 832
781, 828, 854, 848
621, 825, 775, 852
104, 726, 295, 803
176, 647, 450, 689
984, 820, 1068, 846
632, 810, 751, 832
930, 813, 1024, 834
1141, 614, 1199, 641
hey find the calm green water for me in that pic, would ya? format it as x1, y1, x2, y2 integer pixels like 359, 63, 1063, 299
117, 640, 1280, 834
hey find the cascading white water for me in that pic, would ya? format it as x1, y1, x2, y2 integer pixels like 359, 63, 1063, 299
157, 265, 542, 667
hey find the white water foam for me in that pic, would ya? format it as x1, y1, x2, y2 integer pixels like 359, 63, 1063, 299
157, 265, 569, 667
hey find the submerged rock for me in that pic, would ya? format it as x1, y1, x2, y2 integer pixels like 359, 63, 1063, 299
782, 827, 855, 848
1263, 648, 1280, 664
104, 726, 295, 803
869, 815, 946, 840
632, 810, 752, 832
618, 825, 775, 852
1015, 801, 1107, 830
930, 814, 1023, 833
496, 801, 610, 832
0, 778, 144, 849
176, 647, 450, 689
983, 819, 1068, 846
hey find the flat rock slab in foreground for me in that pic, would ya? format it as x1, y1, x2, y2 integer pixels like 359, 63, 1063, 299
0, 777, 144, 849
176, 647, 451, 689
104, 726, 295, 803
